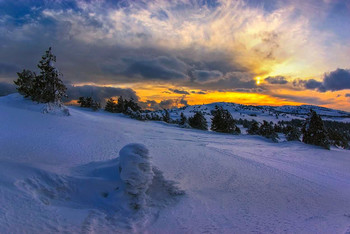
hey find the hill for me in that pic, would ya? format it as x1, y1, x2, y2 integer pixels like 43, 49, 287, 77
1, 94, 350, 233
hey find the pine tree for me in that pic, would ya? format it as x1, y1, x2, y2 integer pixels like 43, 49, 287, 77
14, 47, 66, 103
189, 111, 208, 130
85, 97, 93, 108
302, 110, 330, 149
247, 120, 259, 135
116, 96, 125, 113
211, 106, 240, 134
77, 97, 86, 107
127, 98, 141, 112
179, 112, 187, 125
258, 120, 279, 142
285, 126, 301, 141
14, 69, 35, 97
91, 101, 101, 111
34, 47, 66, 103
162, 109, 170, 123
105, 98, 117, 112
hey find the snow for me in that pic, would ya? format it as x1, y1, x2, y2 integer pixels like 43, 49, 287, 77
1, 93, 350, 233
152, 102, 350, 125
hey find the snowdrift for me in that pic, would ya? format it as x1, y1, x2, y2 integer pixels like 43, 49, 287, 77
9, 143, 183, 231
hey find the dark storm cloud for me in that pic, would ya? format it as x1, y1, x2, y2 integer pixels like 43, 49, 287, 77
169, 89, 190, 95
304, 79, 323, 90
159, 99, 175, 109
0, 82, 16, 96
189, 71, 258, 91
264, 76, 288, 84
270, 93, 329, 106
122, 56, 188, 81
301, 68, 350, 92
345, 93, 350, 97
191, 91, 207, 94
65, 85, 139, 103
0, 63, 20, 75
322, 68, 350, 91
192, 70, 223, 83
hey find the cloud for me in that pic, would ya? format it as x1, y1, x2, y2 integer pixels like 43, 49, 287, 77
0, 63, 19, 75
191, 71, 258, 91
191, 91, 207, 94
0, 0, 350, 110
179, 96, 188, 106
271, 93, 330, 106
122, 56, 188, 81
346, 93, 350, 97
0, 82, 16, 96
140, 95, 189, 110
264, 76, 288, 84
169, 88, 190, 95
322, 68, 350, 91
159, 99, 175, 109
302, 68, 350, 92
304, 79, 323, 90
65, 85, 139, 104
192, 70, 223, 83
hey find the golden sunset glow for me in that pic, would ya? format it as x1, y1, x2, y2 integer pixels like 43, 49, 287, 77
1, 0, 349, 111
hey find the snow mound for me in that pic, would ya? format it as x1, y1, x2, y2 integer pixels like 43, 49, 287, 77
10, 144, 183, 231
119, 143, 184, 209
42, 102, 70, 116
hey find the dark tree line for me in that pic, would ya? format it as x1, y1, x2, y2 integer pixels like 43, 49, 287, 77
104, 96, 141, 114
77, 97, 101, 111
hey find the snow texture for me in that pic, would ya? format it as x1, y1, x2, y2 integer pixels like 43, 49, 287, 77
0, 93, 350, 233
119, 143, 154, 208
42, 101, 70, 116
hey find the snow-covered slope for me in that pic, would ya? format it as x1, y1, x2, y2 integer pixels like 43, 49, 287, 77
1, 94, 350, 233
153, 102, 350, 124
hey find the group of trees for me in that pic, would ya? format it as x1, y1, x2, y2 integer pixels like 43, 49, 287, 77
14, 47, 67, 103
77, 97, 101, 111
245, 120, 279, 142
211, 106, 240, 134
104, 96, 142, 117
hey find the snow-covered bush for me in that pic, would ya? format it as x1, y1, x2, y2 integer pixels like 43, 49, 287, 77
119, 143, 154, 208
42, 101, 70, 116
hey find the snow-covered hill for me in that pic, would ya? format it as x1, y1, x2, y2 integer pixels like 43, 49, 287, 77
151, 102, 350, 124
1, 93, 350, 233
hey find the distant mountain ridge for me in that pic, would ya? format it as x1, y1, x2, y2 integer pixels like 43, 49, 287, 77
151, 102, 350, 124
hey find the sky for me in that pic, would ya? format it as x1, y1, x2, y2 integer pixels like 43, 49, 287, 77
0, 0, 350, 111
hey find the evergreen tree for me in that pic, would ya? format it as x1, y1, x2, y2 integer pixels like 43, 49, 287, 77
14, 47, 66, 103
77, 97, 86, 107
85, 97, 93, 108
33, 47, 66, 103
327, 129, 349, 149
302, 110, 330, 149
126, 98, 141, 112
105, 98, 117, 112
211, 106, 240, 134
91, 101, 101, 111
162, 109, 170, 123
179, 112, 187, 125
116, 96, 125, 113
189, 111, 208, 130
285, 126, 301, 141
13, 69, 35, 97
247, 120, 259, 135
258, 121, 279, 142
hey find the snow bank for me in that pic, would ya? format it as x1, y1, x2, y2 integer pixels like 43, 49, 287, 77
42, 101, 70, 116
119, 143, 183, 209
